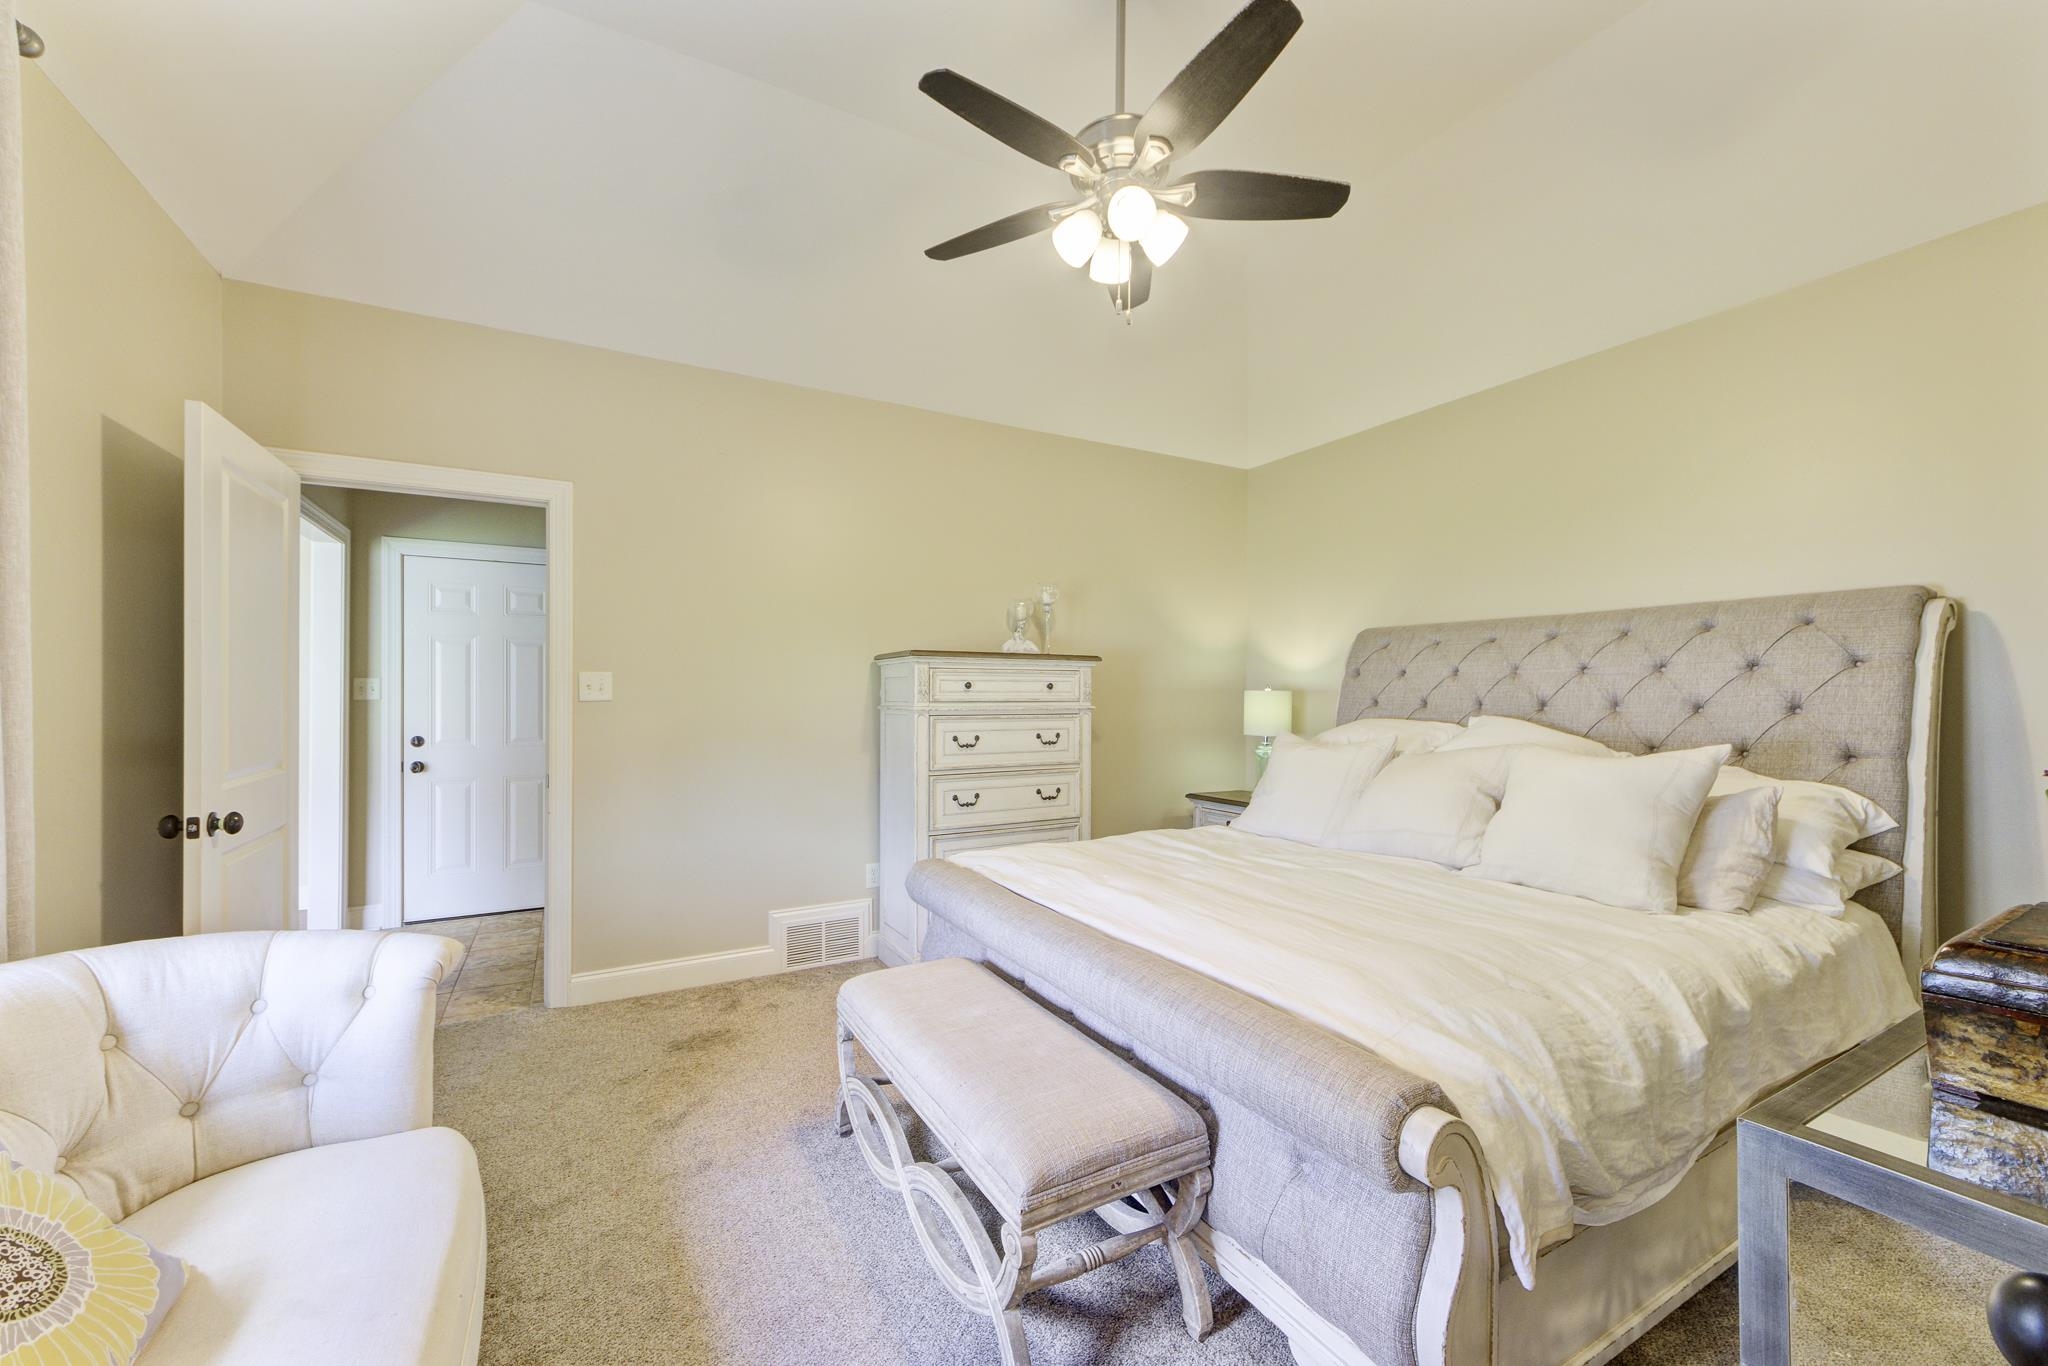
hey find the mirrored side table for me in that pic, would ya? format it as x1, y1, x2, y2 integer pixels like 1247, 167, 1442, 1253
1740, 1013, 2048, 1365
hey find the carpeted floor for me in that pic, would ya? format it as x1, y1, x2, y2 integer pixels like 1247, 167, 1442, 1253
434, 964, 2010, 1365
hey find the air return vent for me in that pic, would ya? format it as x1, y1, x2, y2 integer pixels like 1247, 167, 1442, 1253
771, 900, 872, 972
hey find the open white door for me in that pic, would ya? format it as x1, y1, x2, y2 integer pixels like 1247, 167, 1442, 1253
183, 401, 300, 934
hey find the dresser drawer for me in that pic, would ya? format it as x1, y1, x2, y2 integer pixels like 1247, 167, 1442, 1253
929, 666, 1082, 704
930, 714, 1080, 771
931, 823, 1080, 860
930, 769, 1082, 831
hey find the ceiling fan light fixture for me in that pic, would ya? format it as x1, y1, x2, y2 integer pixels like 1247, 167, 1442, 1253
1140, 210, 1188, 266
1088, 238, 1133, 286
1106, 184, 1158, 242
1052, 209, 1103, 268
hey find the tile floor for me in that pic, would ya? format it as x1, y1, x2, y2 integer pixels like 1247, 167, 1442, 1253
398, 909, 544, 1024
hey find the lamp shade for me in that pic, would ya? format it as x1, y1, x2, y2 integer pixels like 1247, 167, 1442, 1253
1243, 688, 1293, 738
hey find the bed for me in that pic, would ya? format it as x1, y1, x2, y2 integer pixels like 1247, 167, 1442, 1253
904, 585, 1956, 1366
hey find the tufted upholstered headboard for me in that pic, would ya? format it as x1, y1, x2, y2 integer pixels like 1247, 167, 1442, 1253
1334, 586, 1956, 968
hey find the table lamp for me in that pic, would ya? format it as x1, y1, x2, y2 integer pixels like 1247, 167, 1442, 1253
1243, 688, 1294, 774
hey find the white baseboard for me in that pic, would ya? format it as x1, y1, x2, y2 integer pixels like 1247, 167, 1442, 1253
567, 944, 782, 1006
566, 900, 878, 1007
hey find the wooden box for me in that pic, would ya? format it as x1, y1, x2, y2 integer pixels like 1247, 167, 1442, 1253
1923, 903, 2048, 1202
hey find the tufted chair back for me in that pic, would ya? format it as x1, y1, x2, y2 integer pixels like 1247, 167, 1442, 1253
0, 930, 461, 1221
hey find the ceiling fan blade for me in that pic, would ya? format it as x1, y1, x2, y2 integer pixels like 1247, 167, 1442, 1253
1175, 169, 1349, 220
919, 70, 1098, 174
925, 201, 1070, 261
1133, 0, 1302, 160
1127, 252, 1153, 309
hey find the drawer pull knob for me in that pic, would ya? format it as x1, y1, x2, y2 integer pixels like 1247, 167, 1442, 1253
1036, 732, 1061, 746
1045, 682, 1054, 690
952, 793, 981, 809
962, 681, 972, 689
1035, 787, 1063, 801
952, 735, 980, 749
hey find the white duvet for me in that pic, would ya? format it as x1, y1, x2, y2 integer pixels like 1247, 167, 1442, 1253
951, 826, 1915, 1287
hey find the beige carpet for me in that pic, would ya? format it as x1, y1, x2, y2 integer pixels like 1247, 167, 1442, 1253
435, 964, 2012, 1365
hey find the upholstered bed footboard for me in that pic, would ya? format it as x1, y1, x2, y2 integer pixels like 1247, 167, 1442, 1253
909, 858, 1453, 1366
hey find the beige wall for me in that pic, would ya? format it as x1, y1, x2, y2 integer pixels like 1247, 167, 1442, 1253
20, 69, 222, 953
300, 487, 547, 910
226, 285, 1249, 972
1246, 204, 2048, 939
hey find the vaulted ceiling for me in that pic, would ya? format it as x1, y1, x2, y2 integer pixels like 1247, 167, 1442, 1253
29, 0, 2048, 466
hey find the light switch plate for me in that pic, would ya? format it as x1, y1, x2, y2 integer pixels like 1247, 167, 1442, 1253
578, 671, 614, 702
352, 678, 381, 701
865, 863, 879, 889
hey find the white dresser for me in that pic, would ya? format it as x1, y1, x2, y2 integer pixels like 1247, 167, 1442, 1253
875, 651, 1099, 965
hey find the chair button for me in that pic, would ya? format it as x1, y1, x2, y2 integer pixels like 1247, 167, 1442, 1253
250, 999, 266, 1015
53, 1156, 67, 1172
179, 1102, 200, 1118
99, 1035, 117, 1051
362, 986, 376, 1000
302, 1074, 319, 1088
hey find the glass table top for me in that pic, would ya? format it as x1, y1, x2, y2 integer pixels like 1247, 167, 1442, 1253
1807, 1047, 1934, 1168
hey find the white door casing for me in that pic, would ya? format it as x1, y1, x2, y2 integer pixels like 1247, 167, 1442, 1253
296, 504, 349, 931
183, 402, 300, 934
271, 449, 574, 1011
402, 552, 548, 921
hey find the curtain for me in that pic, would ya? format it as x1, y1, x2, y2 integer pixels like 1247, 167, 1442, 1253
0, 0, 33, 962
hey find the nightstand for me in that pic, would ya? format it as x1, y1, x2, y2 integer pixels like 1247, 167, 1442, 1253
1186, 790, 1251, 828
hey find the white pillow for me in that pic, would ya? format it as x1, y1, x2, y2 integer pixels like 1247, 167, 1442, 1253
1434, 715, 1623, 759
1677, 785, 1781, 912
1234, 733, 1398, 845
1315, 717, 1463, 755
1711, 767, 1898, 891
1760, 850, 1905, 915
1470, 744, 1732, 914
1323, 747, 1513, 868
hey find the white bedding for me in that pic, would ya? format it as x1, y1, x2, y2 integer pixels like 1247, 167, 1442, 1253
950, 826, 1916, 1288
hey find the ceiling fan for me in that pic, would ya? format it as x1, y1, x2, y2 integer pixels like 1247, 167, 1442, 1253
919, 0, 1349, 317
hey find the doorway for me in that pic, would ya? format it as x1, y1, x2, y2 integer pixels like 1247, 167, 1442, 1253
284, 453, 574, 1010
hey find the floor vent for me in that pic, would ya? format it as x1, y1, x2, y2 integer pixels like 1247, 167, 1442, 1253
771, 900, 872, 972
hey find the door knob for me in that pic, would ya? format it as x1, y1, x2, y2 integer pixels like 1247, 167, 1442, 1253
158, 814, 182, 840
410, 761, 426, 774
221, 811, 244, 835
410, 735, 424, 748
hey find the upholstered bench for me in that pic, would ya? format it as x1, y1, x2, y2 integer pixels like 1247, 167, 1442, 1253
836, 958, 1213, 1366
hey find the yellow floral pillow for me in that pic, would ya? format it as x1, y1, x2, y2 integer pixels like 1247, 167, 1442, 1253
0, 1157, 185, 1365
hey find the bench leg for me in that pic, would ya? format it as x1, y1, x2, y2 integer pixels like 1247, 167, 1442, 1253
834, 1018, 855, 1138
1142, 1171, 1214, 1342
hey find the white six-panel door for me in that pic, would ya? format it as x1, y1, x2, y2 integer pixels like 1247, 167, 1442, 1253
401, 553, 548, 921
183, 402, 300, 933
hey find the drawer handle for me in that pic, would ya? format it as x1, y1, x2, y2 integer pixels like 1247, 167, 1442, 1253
1035, 787, 1063, 802
951, 734, 980, 749
1035, 732, 1061, 746
952, 793, 981, 809
1045, 682, 1054, 691
962, 681, 972, 690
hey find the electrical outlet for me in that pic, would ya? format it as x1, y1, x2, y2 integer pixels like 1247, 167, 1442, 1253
578, 672, 613, 702
864, 863, 879, 890
351, 678, 381, 701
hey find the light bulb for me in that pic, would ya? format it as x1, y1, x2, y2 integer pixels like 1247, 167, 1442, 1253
1140, 210, 1188, 266
1088, 237, 1132, 286
1106, 184, 1157, 242
1050, 209, 1101, 269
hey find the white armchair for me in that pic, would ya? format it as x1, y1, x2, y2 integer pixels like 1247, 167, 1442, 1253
0, 930, 485, 1365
